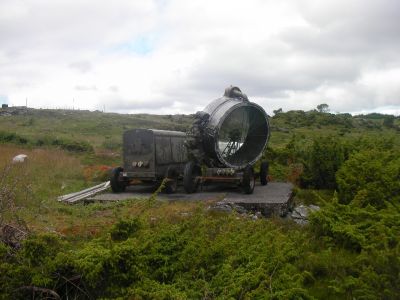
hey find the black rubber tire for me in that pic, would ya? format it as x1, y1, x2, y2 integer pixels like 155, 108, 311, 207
242, 166, 255, 194
164, 167, 178, 194
183, 161, 201, 193
110, 167, 126, 193
260, 161, 269, 186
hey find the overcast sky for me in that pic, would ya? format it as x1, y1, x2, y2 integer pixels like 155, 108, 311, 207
1, 0, 399, 115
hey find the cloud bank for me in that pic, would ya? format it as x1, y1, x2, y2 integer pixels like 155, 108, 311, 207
0, 0, 399, 115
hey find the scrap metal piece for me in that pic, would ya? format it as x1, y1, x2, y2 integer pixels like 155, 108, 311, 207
58, 181, 110, 203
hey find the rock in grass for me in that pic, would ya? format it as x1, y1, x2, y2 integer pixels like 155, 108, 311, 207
12, 154, 28, 163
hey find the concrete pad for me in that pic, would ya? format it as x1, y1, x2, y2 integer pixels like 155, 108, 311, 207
88, 182, 294, 217
223, 182, 294, 217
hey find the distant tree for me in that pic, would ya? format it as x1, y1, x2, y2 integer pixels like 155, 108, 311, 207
316, 103, 330, 113
273, 108, 283, 115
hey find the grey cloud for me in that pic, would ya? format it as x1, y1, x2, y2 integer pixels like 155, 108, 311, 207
291, 0, 400, 56
160, 0, 400, 113
168, 46, 361, 100
98, 94, 173, 112
109, 85, 119, 92
69, 61, 93, 73
75, 85, 97, 91
1, 0, 399, 115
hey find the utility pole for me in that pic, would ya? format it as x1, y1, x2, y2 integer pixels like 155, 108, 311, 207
26, 98, 27, 107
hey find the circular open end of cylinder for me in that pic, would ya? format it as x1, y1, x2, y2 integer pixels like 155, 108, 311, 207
217, 105, 269, 167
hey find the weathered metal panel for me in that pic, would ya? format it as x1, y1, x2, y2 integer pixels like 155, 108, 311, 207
171, 136, 187, 163
122, 129, 188, 180
123, 129, 155, 173
155, 136, 172, 164
153, 130, 186, 137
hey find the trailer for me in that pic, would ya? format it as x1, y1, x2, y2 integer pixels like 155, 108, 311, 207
111, 86, 269, 195
110, 129, 188, 193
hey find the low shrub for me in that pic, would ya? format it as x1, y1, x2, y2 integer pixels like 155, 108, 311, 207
336, 149, 400, 208
1, 206, 399, 299
110, 218, 142, 241
308, 199, 400, 299
0, 131, 93, 153
0, 131, 28, 145
300, 136, 345, 189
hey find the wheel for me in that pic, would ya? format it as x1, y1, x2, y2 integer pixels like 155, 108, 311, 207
164, 167, 178, 194
110, 167, 126, 193
242, 165, 255, 194
260, 161, 269, 186
183, 161, 201, 193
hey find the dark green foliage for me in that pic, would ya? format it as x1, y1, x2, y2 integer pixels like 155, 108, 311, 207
0, 216, 313, 299
110, 218, 142, 241
357, 113, 395, 120
48, 137, 94, 153
300, 136, 345, 189
0, 131, 28, 144
272, 110, 354, 129
0, 130, 94, 153
336, 150, 400, 208
309, 200, 400, 299
2, 208, 399, 299
316, 103, 329, 113
383, 115, 395, 128
0, 234, 66, 298
344, 135, 396, 153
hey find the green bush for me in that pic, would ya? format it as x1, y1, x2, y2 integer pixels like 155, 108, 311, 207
336, 149, 400, 208
300, 136, 345, 189
0, 131, 28, 144
308, 199, 400, 299
110, 218, 142, 241
0, 131, 93, 153
0, 215, 314, 299
1, 207, 400, 299
50, 138, 94, 153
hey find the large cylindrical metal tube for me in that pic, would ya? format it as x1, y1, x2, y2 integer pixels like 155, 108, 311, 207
199, 87, 270, 169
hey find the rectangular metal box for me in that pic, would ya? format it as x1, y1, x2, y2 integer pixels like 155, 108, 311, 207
122, 128, 188, 181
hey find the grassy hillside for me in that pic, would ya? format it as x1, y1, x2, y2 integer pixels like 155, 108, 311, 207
0, 107, 399, 299
0, 108, 192, 165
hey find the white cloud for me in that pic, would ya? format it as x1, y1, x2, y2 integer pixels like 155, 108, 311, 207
0, 0, 399, 114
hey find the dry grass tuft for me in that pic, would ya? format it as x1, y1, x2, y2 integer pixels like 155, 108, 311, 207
0, 145, 85, 229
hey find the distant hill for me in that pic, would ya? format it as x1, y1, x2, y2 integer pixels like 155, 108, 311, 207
0, 106, 399, 157
0, 107, 193, 151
